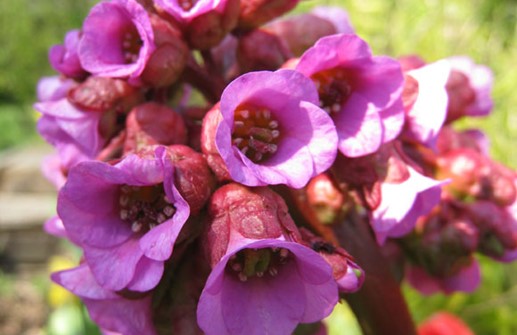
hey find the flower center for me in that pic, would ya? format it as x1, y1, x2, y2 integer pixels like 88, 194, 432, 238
118, 184, 176, 234
121, 26, 143, 64
226, 247, 291, 282
232, 105, 281, 163
178, 0, 197, 11
311, 68, 353, 114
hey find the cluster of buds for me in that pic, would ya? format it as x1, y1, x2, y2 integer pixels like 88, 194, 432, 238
35, 0, 515, 334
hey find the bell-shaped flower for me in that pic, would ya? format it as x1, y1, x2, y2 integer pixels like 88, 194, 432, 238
57, 146, 190, 292
371, 166, 446, 244
213, 69, 338, 188
296, 33, 405, 157
78, 0, 155, 80
197, 239, 338, 335
197, 183, 338, 334
52, 263, 157, 335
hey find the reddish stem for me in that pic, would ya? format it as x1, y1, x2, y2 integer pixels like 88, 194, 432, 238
181, 56, 226, 104
333, 210, 417, 335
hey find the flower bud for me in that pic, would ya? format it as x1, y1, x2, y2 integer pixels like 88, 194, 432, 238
67, 76, 143, 113
166, 145, 216, 214
238, 0, 300, 30
264, 13, 336, 56
306, 173, 346, 224
200, 104, 232, 182
237, 28, 293, 72
125, 102, 187, 152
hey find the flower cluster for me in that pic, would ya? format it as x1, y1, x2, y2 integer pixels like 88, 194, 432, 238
36, 0, 515, 334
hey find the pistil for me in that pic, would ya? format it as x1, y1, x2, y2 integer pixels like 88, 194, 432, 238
227, 247, 292, 282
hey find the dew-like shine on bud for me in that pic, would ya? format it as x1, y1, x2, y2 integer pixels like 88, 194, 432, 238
226, 247, 291, 282
311, 68, 353, 114
118, 184, 176, 233
232, 105, 281, 163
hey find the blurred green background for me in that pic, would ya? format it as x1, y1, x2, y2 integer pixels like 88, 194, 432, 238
0, 0, 516, 334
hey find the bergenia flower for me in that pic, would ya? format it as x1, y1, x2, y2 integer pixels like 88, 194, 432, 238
402, 60, 451, 147
214, 69, 338, 188
49, 29, 87, 79
444, 56, 493, 123
52, 263, 157, 335
57, 146, 190, 292
296, 33, 405, 157
197, 239, 338, 335
198, 183, 338, 334
371, 166, 446, 244
310, 6, 355, 35
78, 0, 155, 80
406, 258, 480, 295
36, 76, 77, 102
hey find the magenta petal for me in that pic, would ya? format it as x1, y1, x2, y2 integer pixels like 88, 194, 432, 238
125, 257, 164, 292
405, 60, 450, 146
51, 263, 118, 300
335, 93, 383, 157
43, 215, 68, 239
84, 295, 156, 335
84, 237, 144, 291
221, 262, 306, 335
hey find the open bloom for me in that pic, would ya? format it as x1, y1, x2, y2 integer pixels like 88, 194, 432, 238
197, 239, 338, 335
296, 33, 405, 157
214, 69, 338, 188
78, 0, 155, 80
57, 146, 190, 292
52, 263, 156, 335
155, 0, 232, 25
371, 166, 446, 244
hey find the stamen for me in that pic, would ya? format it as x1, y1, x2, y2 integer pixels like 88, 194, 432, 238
311, 68, 353, 114
268, 267, 278, 277
232, 105, 282, 163
238, 272, 248, 282
119, 183, 175, 234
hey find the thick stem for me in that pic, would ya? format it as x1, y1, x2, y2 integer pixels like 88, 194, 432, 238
333, 210, 417, 335
181, 56, 226, 104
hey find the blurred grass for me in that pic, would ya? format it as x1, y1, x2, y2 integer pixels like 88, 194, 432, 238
2, 0, 517, 334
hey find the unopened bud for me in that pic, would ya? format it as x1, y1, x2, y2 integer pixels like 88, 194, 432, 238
237, 29, 293, 72
238, 0, 300, 30
125, 102, 187, 152
68, 76, 143, 113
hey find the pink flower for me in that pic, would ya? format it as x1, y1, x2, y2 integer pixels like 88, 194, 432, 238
213, 69, 338, 188
78, 0, 155, 80
296, 33, 405, 157
197, 239, 338, 335
57, 146, 190, 291
372, 166, 446, 244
